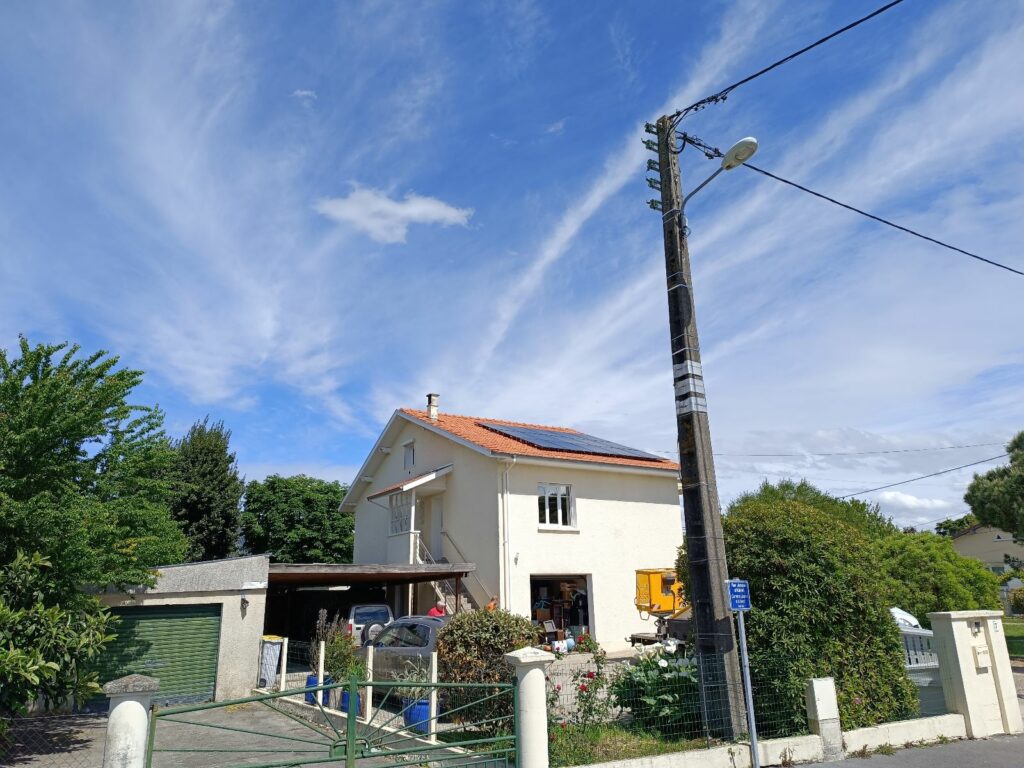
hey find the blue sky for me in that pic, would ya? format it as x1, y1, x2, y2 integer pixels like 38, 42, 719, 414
2, 0, 1022, 528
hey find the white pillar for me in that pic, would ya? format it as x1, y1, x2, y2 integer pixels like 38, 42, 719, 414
279, 637, 289, 692
504, 646, 555, 768
364, 645, 375, 725
428, 651, 439, 744
805, 677, 842, 761
317, 640, 327, 706
928, 610, 1023, 738
101, 674, 159, 768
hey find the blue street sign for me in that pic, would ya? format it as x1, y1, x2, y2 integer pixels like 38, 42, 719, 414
728, 579, 751, 611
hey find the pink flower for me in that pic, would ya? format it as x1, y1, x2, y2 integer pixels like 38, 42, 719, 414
586, 671, 596, 679
578, 684, 588, 693
555, 684, 561, 691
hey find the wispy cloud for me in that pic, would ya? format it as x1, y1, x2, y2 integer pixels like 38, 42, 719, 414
292, 88, 317, 105
545, 118, 567, 135
314, 187, 473, 244
877, 491, 952, 511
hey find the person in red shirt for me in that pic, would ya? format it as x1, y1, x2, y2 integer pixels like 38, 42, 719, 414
426, 600, 446, 618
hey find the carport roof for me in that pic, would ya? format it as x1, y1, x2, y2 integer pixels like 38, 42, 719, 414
268, 562, 475, 586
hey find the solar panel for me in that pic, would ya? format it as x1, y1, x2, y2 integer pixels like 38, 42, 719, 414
479, 423, 663, 461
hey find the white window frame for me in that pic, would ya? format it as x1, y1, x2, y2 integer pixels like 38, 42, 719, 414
403, 440, 415, 470
537, 483, 577, 531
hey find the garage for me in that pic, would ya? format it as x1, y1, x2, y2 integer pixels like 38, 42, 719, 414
93, 604, 222, 707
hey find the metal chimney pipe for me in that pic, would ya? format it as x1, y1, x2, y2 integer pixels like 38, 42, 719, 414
427, 393, 439, 421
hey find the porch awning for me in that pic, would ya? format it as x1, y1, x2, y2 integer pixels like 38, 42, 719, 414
366, 463, 453, 501
268, 561, 475, 586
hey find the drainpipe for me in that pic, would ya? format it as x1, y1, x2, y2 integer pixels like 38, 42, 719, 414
501, 457, 516, 611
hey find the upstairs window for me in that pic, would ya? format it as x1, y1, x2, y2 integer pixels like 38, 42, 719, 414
403, 440, 415, 470
538, 483, 574, 528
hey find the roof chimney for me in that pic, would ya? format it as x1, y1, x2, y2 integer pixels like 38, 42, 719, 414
427, 393, 439, 421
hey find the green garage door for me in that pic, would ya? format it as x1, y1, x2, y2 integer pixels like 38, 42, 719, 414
94, 604, 222, 707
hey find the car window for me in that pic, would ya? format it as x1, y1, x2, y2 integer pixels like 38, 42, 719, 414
352, 606, 391, 624
376, 623, 429, 648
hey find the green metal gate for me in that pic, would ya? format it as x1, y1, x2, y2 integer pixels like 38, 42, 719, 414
95, 604, 222, 707
145, 677, 517, 768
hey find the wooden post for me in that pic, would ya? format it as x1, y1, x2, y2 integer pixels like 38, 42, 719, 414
428, 651, 439, 744
364, 645, 375, 725
278, 637, 289, 692
317, 640, 326, 706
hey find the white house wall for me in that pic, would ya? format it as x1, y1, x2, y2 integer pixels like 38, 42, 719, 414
505, 463, 681, 652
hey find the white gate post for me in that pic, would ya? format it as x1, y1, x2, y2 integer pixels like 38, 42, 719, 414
279, 637, 289, 692
317, 640, 327, 706
364, 645, 375, 724
504, 647, 555, 768
428, 651, 439, 744
101, 674, 159, 768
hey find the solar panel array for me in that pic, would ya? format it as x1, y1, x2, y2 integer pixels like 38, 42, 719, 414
479, 423, 663, 461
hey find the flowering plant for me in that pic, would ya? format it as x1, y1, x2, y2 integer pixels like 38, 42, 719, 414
608, 647, 702, 738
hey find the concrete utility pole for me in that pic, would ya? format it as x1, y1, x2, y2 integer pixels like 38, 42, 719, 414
652, 115, 747, 738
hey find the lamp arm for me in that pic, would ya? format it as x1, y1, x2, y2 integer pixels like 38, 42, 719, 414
681, 167, 724, 214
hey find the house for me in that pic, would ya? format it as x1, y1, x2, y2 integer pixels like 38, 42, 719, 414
952, 524, 1024, 574
343, 394, 683, 651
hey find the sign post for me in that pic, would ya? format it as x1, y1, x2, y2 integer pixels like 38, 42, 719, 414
728, 579, 760, 768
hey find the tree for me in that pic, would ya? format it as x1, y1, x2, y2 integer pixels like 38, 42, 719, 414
240, 475, 352, 562
169, 418, 244, 561
876, 531, 1000, 626
0, 336, 187, 717
934, 513, 977, 538
720, 491, 918, 732
964, 432, 1024, 542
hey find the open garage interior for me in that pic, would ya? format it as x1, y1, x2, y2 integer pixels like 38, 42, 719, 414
530, 575, 591, 640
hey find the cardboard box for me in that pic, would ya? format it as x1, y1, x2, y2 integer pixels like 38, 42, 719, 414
535, 608, 552, 622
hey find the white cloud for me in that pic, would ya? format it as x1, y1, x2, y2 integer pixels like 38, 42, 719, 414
314, 187, 473, 244
545, 118, 567, 135
292, 88, 317, 104
877, 491, 953, 511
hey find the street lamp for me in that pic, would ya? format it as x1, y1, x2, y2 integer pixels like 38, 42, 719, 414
680, 137, 758, 228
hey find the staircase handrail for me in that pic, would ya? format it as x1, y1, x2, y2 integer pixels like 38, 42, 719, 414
440, 530, 493, 602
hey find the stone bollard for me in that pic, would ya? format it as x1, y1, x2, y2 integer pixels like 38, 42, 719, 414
504, 646, 555, 768
102, 674, 159, 768
805, 677, 842, 761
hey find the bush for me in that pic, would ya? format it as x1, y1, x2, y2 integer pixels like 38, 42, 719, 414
722, 493, 918, 732
609, 649, 702, 739
875, 532, 1001, 627
436, 609, 538, 734
323, 631, 365, 682
1010, 588, 1024, 615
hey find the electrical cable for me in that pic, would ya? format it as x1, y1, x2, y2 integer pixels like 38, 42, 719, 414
668, 0, 906, 128
744, 163, 1024, 278
838, 453, 1007, 499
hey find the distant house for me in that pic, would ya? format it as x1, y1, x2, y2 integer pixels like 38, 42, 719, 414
343, 395, 682, 651
952, 524, 1024, 574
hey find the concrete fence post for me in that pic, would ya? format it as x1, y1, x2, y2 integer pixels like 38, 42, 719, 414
428, 650, 439, 744
805, 677, 842, 761
504, 646, 555, 768
101, 674, 159, 768
317, 640, 327, 706
364, 645, 375, 725
278, 637, 289, 692
928, 610, 1024, 738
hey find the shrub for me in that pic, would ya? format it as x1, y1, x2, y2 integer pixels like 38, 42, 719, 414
436, 609, 538, 734
1010, 587, 1024, 615
609, 649, 702, 738
323, 631, 365, 683
722, 493, 918, 733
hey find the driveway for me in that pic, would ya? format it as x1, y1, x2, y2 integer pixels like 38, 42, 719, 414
801, 734, 1024, 767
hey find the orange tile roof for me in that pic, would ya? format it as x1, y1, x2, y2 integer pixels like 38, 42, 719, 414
400, 409, 679, 471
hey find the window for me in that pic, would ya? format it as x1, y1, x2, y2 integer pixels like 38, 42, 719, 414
375, 622, 430, 648
404, 440, 415, 470
537, 483, 574, 528
389, 491, 412, 535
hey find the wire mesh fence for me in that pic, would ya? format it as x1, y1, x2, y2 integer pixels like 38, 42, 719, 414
0, 712, 107, 768
546, 648, 807, 767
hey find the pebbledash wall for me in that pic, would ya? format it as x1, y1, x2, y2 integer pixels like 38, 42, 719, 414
351, 414, 682, 651
99, 555, 269, 700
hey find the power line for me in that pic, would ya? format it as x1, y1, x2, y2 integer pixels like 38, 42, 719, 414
649, 441, 1005, 458
669, 0, 906, 127
838, 453, 1007, 499
744, 163, 1024, 278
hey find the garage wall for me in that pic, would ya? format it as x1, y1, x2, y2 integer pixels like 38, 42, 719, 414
99, 555, 269, 701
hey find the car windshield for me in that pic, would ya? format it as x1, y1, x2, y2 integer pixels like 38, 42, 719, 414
352, 606, 391, 624
375, 623, 430, 648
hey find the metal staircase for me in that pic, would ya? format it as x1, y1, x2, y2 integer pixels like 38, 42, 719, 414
415, 535, 477, 613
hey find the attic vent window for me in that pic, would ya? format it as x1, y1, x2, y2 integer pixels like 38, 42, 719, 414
404, 441, 415, 470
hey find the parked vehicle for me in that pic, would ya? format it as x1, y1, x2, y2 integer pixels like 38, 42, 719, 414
346, 604, 393, 643
363, 615, 448, 681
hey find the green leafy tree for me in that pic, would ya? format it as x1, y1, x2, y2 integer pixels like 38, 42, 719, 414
934, 513, 977, 538
169, 418, 244, 561
721, 492, 918, 732
964, 432, 1024, 541
877, 531, 1000, 627
240, 474, 352, 562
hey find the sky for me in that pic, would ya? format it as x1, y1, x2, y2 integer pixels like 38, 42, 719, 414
1, 0, 1022, 530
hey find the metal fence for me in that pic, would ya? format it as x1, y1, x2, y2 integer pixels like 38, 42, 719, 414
0, 712, 107, 768
546, 650, 806, 767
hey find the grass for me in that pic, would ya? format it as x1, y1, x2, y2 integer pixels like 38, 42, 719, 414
548, 724, 707, 767
1004, 618, 1024, 659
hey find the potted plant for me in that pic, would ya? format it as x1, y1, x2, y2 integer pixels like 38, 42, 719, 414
391, 659, 432, 734
324, 630, 367, 712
